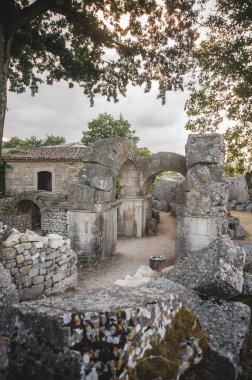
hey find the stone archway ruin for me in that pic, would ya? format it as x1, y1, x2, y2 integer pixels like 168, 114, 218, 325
67, 135, 226, 259
0, 134, 228, 261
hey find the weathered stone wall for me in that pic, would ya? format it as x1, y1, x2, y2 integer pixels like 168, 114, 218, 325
6, 287, 207, 380
0, 192, 69, 238
176, 134, 228, 257
5, 161, 82, 194
0, 198, 32, 232
227, 174, 250, 202
117, 196, 152, 237
2, 230, 77, 301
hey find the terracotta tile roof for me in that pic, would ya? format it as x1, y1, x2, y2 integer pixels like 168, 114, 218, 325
2, 145, 86, 162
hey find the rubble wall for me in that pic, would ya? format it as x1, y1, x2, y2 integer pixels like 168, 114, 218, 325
2, 231, 77, 301
6, 287, 207, 380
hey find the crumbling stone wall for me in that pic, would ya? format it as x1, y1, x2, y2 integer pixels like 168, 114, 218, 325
0, 191, 68, 238
0, 198, 32, 232
68, 138, 186, 257
2, 230, 77, 301
176, 134, 228, 257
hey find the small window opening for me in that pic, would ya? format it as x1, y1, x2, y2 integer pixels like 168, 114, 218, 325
37, 171, 52, 191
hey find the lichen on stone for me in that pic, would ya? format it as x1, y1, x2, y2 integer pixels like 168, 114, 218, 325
128, 306, 208, 380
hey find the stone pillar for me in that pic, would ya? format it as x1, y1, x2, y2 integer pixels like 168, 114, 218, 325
67, 183, 121, 259
176, 134, 228, 258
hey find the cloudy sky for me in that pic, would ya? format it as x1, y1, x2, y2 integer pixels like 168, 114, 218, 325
5, 80, 190, 155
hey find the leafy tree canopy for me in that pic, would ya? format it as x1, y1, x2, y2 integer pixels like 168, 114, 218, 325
0, 0, 204, 152
3, 134, 66, 148
81, 113, 139, 145
185, 0, 252, 174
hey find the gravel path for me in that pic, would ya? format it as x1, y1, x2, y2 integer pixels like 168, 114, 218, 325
76, 211, 176, 291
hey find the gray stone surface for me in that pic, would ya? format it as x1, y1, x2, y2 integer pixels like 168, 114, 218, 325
146, 278, 251, 380
186, 134, 225, 169
176, 134, 229, 258
2, 230, 77, 301
166, 238, 246, 298
227, 174, 250, 202
0, 263, 18, 332
6, 287, 205, 380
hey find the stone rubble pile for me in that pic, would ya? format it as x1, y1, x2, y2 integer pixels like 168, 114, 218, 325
227, 213, 247, 239
114, 265, 155, 287
1, 229, 77, 301
229, 199, 252, 212
163, 237, 246, 299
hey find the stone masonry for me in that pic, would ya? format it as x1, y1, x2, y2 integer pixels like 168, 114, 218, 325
6, 287, 207, 380
176, 134, 229, 257
2, 229, 77, 301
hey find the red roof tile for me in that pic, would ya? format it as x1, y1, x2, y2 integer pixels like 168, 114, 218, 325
2, 145, 86, 162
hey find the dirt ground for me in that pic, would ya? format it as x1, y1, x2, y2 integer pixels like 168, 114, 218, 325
77, 210, 252, 291
231, 210, 252, 240
76, 211, 176, 290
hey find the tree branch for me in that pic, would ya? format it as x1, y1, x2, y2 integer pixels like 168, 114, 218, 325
11, 0, 51, 32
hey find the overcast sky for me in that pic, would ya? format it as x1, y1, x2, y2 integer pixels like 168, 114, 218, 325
5, 80, 190, 155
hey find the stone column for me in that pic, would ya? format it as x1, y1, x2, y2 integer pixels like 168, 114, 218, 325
176, 134, 228, 258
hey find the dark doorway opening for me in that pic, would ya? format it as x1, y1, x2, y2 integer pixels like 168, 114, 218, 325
17, 200, 41, 232
37, 171, 52, 191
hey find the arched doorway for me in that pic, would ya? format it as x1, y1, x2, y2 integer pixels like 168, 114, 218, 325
116, 159, 140, 198
37, 171, 52, 191
17, 200, 41, 232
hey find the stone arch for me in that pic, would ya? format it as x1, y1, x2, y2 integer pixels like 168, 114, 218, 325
117, 159, 140, 198
139, 152, 186, 195
17, 200, 41, 230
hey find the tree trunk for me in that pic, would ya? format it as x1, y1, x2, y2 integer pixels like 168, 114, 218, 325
0, 23, 12, 154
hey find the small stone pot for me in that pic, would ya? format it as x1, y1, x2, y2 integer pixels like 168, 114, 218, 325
149, 256, 166, 271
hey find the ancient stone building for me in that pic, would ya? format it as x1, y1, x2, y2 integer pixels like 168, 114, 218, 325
4, 144, 86, 194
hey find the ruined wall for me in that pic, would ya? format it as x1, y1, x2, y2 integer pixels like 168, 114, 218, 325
0, 192, 68, 238
2, 230, 77, 301
5, 161, 82, 194
0, 198, 33, 232
176, 134, 228, 257
7, 287, 207, 380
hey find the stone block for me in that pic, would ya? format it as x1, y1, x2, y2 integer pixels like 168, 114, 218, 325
32, 276, 45, 285
68, 184, 95, 210
16, 254, 25, 264
78, 163, 113, 191
147, 278, 250, 380
3, 233, 20, 248
19, 266, 30, 277
53, 271, 66, 283
2, 248, 16, 261
0, 263, 19, 331
15, 242, 32, 254
186, 134, 225, 169
166, 238, 245, 298
28, 267, 40, 278
32, 242, 43, 249
18, 283, 45, 301
185, 165, 211, 190
95, 190, 113, 204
